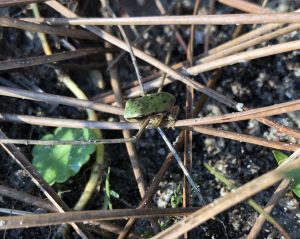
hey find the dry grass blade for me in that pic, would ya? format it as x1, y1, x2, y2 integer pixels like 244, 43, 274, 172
218, 0, 272, 13
0, 86, 123, 115
0, 48, 113, 71
0, 138, 136, 145
22, 12, 300, 25
190, 126, 300, 151
175, 98, 300, 127
202, 23, 300, 63
94, 223, 142, 239
0, 17, 98, 40
247, 179, 291, 239
0, 207, 199, 230
188, 39, 300, 74
0, 113, 137, 130
0, 0, 47, 7
151, 156, 300, 239
208, 23, 281, 54
0, 185, 56, 211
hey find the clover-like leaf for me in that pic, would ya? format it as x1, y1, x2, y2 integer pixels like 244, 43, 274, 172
32, 128, 97, 185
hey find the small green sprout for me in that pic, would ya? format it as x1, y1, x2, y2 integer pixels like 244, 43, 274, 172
32, 128, 97, 185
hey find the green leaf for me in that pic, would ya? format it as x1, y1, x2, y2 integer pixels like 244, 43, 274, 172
292, 182, 300, 198
110, 190, 119, 199
272, 150, 288, 165
272, 151, 300, 198
32, 128, 97, 185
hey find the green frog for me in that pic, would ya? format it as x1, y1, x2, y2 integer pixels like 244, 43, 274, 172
124, 92, 178, 129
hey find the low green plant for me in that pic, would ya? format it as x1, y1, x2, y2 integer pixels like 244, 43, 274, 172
170, 184, 183, 208
272, 150, 300, 198
157, 185, 183, 231
103, 167, 120, 210
32, 127, 97, 185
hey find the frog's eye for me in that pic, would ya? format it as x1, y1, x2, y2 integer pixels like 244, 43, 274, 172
137, 115, 144, 119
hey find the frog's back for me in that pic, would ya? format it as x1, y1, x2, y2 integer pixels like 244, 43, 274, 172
124, 92, 175, 120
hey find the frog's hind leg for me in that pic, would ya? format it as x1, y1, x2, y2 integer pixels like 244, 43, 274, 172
148, 114, 164, 128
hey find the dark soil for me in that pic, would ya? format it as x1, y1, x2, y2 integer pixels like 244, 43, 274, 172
0, 0, 300, 239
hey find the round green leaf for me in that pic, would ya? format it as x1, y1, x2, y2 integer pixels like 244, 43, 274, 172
32, 128, 97, 185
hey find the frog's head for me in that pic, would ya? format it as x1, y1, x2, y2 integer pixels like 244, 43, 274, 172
123, 98, 147, 122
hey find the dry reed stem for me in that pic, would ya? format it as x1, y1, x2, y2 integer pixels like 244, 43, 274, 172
0, 185, 56, 211
22, 12, 300, 25
0, 207, 199, 230
202, 23, 300, 63
0, 48, 111, 71
0, 113, 137, 130
0, 0, 46, 7
190, 126, 300, 151
218, 0, 272, 13
175, 98, 300, 127
0, 86, 123, 116
247, 179, 291, 239
0, 17, 97, 40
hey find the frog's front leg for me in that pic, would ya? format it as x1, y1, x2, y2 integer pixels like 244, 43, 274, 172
135, 116, 151, 139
